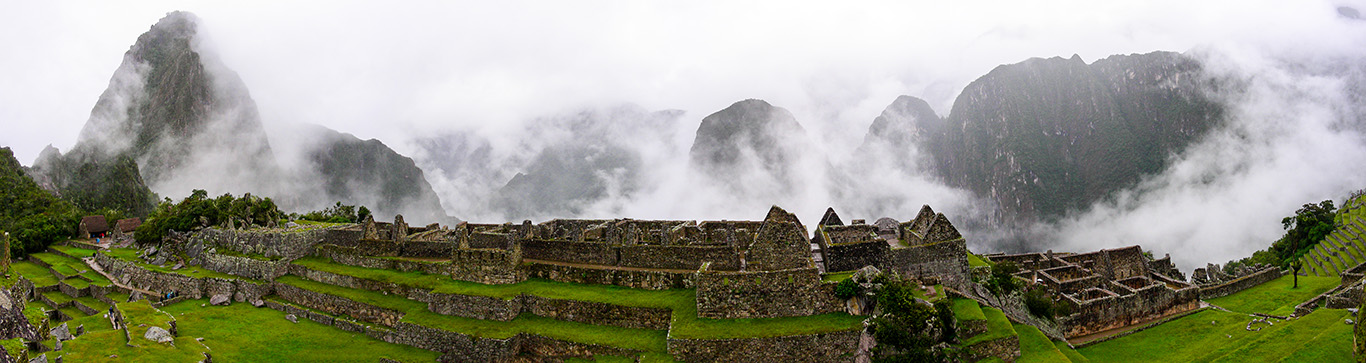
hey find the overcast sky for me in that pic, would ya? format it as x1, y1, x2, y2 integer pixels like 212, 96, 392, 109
5, 1, 1366, 269
0, 0, 1352, 163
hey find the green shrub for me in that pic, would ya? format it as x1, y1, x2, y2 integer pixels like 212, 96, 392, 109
834, 278, 862, 299
1024, 288, 1071, 319
985, 261, 1021, 296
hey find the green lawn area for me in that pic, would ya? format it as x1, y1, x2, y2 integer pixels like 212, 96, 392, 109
44, 290, 73, 305
76, 295, 111, 313
63, 278, 90, 289
161, 299, 440, 362
962, 306, 1015, 346
1014, 323, 1069, 363
969, 253, 993, 268
821, 271, 854, 282
277, 275, 668, 352
119, 300, 174, 340
55, 308, 209, 363
1055, 341, 1088, 362
1206, 274, 1339, 316
103, 248, 244, 281
952, 298, 986, 322
1078, 308, 1354, 362
293, 256, 866, 340
11, 261, 59, 287
51, 245, 97, 259
31, 252, 89, 276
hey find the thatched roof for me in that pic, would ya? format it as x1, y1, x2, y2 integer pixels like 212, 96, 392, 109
115, 218, 142, 233
80, 216, 109, 233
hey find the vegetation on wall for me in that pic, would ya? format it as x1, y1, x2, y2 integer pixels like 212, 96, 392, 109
295, 201, 370, 224
134, 190, 283, 243
869, 276, 957, 362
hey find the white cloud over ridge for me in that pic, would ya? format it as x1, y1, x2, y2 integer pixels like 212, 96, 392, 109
3, 1, 1366, 272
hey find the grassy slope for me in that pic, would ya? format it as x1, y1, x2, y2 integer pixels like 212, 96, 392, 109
1014, 323, 1070, 363
292, 257, 865, 340
1055, 341, 1088, 362
952, 298, 986, 322
1077, 308, 1353, 362
12, 261, 58, 287
1206, 274, 1339, 316
162, 299, 439, 362
963, 306, 1016, 345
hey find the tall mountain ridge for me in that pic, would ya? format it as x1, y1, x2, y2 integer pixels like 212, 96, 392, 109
29, 12, 449, 222
864, 52, 1224, 226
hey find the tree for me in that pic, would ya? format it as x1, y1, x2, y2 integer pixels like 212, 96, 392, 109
1290, 259, 1303, 288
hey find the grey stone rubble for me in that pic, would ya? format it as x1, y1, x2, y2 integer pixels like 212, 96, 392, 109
285, 314, 298, 323
209, 294, 230, 306
144, 326, 174, 343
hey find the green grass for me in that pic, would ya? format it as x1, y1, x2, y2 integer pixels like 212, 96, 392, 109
106, 292, 131, 304
1206, 274, 1339, 316
104, 248, 244, 281
1055, 341, 1088, 362
962, 307, 1015, 346
952, 298, 986, 322
80, 271, 113, 287
24, 302, 50, 327
276, 275, 669, 352
63, 278, 90, 289
1077, 308, 1354, 362
12, 261, 59, 287
1014, 323, 1069, 363
56, 328, 208, 362
160, 299, 440, 363
119, 300, 174, 340
293, 256, 867, 340
1202, 309, 1352, 362
969, 253, 993, 268
43, 290, 73, 305
31, 252, 89, 276
51, 245, 97, 258
76, 296, 111, 313
1, 338, 22, 361
60, 306, 88, 319
821, 271, 854, 282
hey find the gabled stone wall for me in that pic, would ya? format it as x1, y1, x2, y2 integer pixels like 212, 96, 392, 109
693, 265, 842, 319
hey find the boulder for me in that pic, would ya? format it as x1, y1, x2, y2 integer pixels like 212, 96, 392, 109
285, 314, 298, 323
50, 323, 73, 341
144, 326, 174, 343
250, 299, 265, 308
234, 292, 245, 302
209, 294, 230, 306
28, 353, 46, 363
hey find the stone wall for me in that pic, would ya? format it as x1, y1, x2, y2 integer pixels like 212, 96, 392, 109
823, 239, 888, 273
450, 248, 523, 285
273, 282, 405, 326
666, 330, 861, 363
1197, 268, 1284, 300
201, 253, 289, 281
401, 241, 455, 259
746, 220, 812, 272
522, 239, 617, 265
525, 262, 695, 290
1341, 262, 1366, 287
617, 245, 740, 271
884, 239, 970, 289
962, 335, 1021, 363
694, 265, 843, 319
95, 253, 207, 299
1059, 283, 1200, 338
191, 228, 328, 259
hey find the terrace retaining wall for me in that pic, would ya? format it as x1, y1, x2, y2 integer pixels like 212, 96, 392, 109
694, 266, 843, 319
666, 330, 861, 363
1197, 268, 1284, 300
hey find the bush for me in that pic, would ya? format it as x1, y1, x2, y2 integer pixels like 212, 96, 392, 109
1024, 288, 1065, 319
135, 190, 283, 243
870, 277, 956, 362
985, 261, 1021, 296
297, 202, 369, 224
835, 278, 862, 299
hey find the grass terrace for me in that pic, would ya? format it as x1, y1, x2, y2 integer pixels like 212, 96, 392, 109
291, 256, 866, 340
43, 290, 73, 305
275, 275, 669, 353
51, 244, 96, 259
1205, 274, 1339, 316
951, 298, 986, 322
119, 300, 175, 340
962, 306, 1016, 346
969, 253, 993, 268
162, 299, 440, 362
76, 295, 111, 313
11, 261, 58, 287
1055, 341, 1088, 362
1014, 323, 1070, 363
1077, 308, 1353, 362
821, 271, 855, 282
104, 248, 244, 281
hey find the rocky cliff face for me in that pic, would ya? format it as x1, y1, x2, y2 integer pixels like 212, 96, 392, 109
690, 99, 811, 194
865, 52, 1223, 225
36, 12, 448, 221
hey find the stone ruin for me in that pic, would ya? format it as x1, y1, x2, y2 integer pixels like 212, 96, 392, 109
985, 246, 1201, 338
810, 205, 972, 289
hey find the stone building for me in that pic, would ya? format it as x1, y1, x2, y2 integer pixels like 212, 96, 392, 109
986, 246, 1200, 338
810, 205, 972, 289
77, 215, 109, 239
